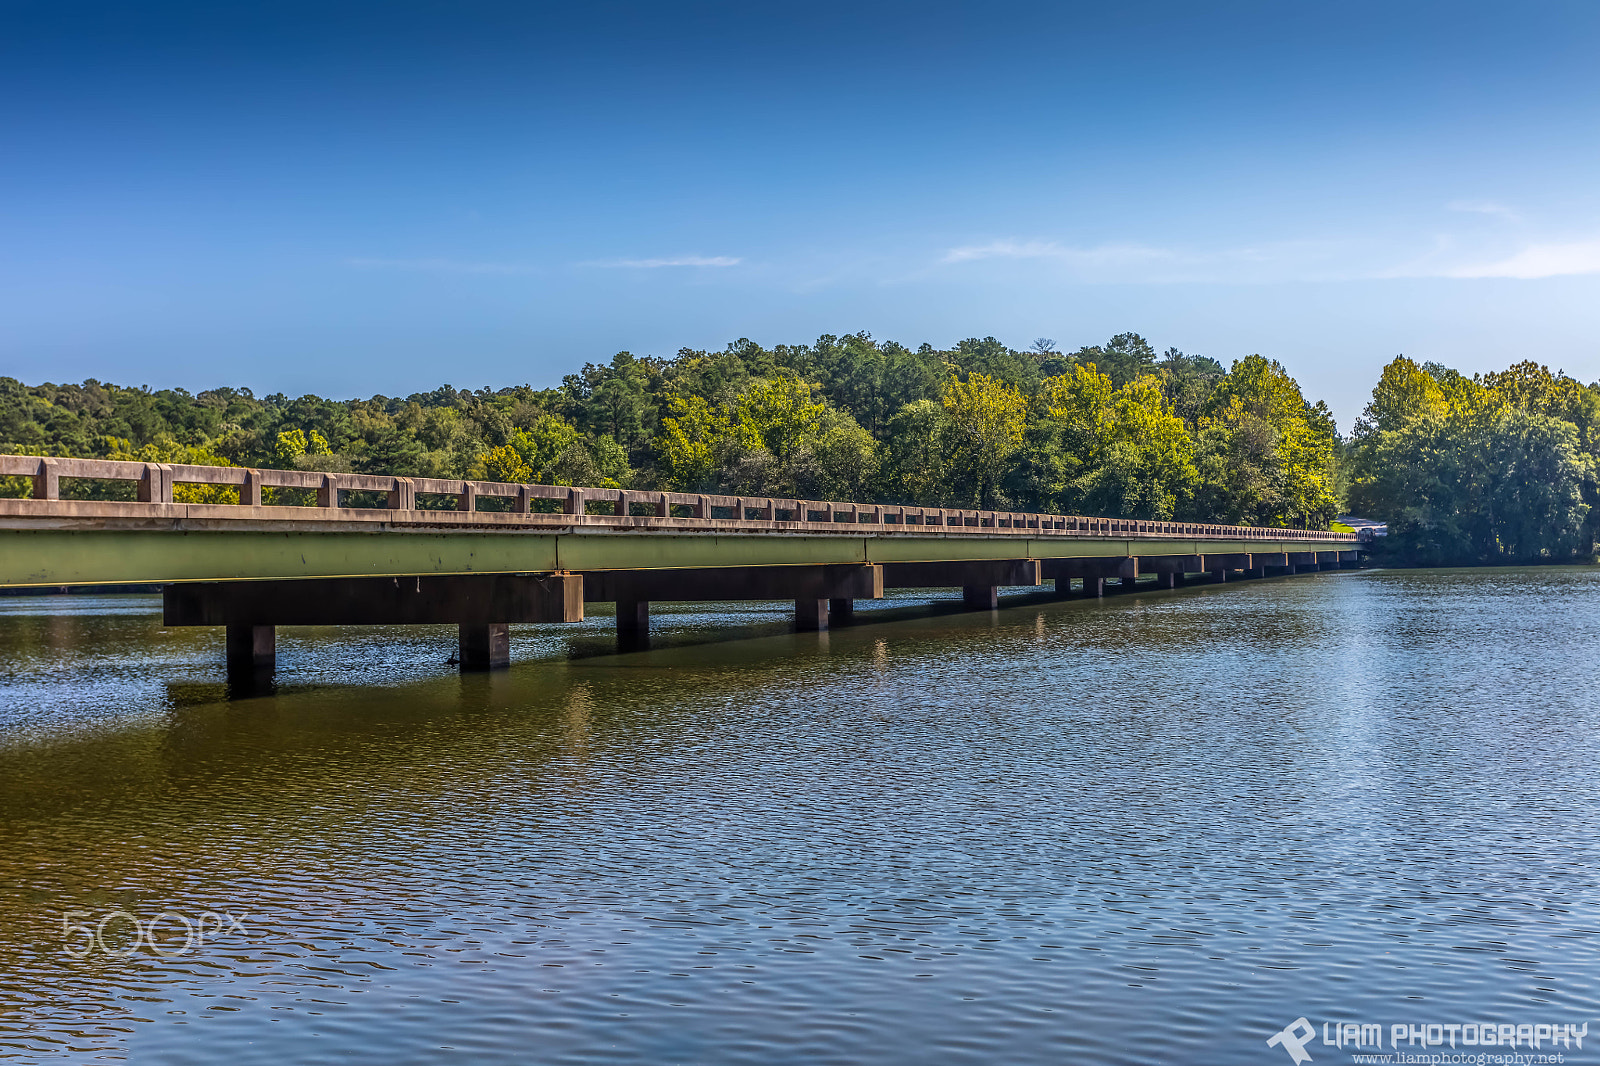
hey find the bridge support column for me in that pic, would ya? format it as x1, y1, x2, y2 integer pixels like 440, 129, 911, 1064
1042, 556, 1132, 600
795, 598, 828, 631
226, 625, 274, 676
962, 585, 998, 610
1244, 567, 1265, 579
1053, 577, 1074, 598
458, 623, 510, 671
1156, 572, 1177, 589
828, 598, 855, 624
1119, 574, 1139, 592
617, 600, 649, 649
1211, 569, 1228, 582
1286, 552, 1317, 574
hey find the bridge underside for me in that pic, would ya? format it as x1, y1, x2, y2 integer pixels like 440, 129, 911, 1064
140, 548, 1360, 677
0, 527, 1359, 678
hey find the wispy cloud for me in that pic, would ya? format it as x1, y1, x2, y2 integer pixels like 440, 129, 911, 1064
933, 237, 1338, 283
944, 230, 1600, 284
942, 239, 1067, 263
345, 257, 533, 274
587, 255, 743, 268
940, 239, 1176, 266
1447, 199, 1520, 221
1440, 239, 1600, 279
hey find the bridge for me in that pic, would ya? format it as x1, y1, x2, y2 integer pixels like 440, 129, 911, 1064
1, 454, 1360, 678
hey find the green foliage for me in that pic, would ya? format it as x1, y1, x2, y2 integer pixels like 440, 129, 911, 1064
940, 372, 1028, 508
654, 375, 875, 499
2, 332, 1366, 533
1071, 333, 1157, 388
1030, 365, 1197, 519
1191, 355, 1340, 528
1350, 356, 1599, 563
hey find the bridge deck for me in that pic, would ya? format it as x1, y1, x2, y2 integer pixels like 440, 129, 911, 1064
0, 455, 1355, 587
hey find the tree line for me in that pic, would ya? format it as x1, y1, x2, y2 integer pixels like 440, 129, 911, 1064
0, 332, 1340, 528
3, 333, 1596, 561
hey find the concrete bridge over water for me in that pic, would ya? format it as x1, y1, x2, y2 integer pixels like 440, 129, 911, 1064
0, 454, 1361, 678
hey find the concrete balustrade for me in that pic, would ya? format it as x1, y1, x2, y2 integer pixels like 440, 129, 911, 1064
0, 454, 1360, 544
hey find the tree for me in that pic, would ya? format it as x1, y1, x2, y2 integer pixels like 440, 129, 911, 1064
1036, 365, 1197, 519
941, 372, 1027, 508
1072, 333, 1157, 387
1195, 355, 1338, 528
1356, 356, 1449, 436
581, 352, 657, 460
879, 399, 949, 505
1350, 356, 1599, 562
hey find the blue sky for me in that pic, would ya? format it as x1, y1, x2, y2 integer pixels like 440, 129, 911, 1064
3, 0, 1599, 428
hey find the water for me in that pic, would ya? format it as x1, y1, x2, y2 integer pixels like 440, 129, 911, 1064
1, 568, 1598, 1064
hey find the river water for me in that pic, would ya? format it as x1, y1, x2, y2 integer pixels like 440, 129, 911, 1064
1, 568, 1597, 1064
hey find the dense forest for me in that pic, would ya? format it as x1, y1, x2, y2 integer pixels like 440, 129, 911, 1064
1348, 356, 1600, 564
2, 332, 1596, 562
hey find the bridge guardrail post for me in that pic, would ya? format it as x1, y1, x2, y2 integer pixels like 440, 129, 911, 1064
387, 477, 414, 511
31, 458, 58, 501
243, 469, 264, 507
137, 463, 173, 504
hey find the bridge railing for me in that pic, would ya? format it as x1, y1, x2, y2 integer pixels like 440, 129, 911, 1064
0, 453, 1358, 542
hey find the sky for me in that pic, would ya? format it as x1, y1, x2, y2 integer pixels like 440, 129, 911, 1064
3, 0, 1599, 429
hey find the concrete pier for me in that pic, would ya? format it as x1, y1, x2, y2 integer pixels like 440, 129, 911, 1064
795, 598, 828, 631
616, 599, 649, 649
226, 624, 275, 676
962, 585, 999, 609
458, 623, 510, 671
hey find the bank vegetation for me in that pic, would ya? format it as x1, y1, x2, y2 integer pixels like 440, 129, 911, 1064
2, 333, 1594, 564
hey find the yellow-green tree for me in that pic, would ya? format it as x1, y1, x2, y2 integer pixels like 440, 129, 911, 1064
475, 413, 627, 489
655, 393, 748, 491
1036, 364, 1196, 519
654, 376, 875, 498
941, 372, 1027, 507
479, 444, 533, 484
1193, 356, 1338, 528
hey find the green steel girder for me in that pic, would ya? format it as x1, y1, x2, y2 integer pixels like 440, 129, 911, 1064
0, 528, 1349, 588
